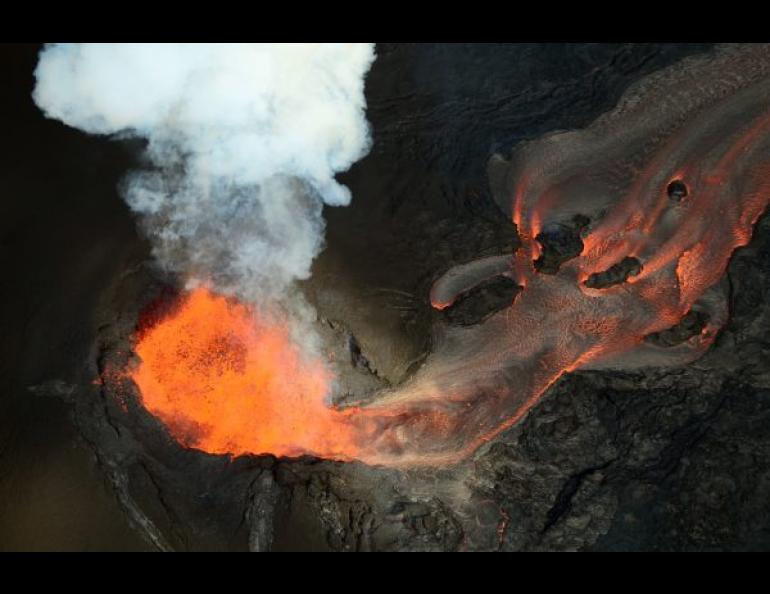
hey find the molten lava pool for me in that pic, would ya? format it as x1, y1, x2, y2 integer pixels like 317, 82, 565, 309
130, 288, 360, 460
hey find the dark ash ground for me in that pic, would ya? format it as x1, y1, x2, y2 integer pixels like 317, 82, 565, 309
3, 43, 770, 551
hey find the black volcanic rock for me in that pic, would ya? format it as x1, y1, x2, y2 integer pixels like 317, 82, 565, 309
584, 256, 643, 289
534, 215, 591, 275
441, 275, 521, 326
645, 310, 710, 347
14, 43, 770, 553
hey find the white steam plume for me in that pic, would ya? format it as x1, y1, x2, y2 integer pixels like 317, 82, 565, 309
32, 43, 376, 303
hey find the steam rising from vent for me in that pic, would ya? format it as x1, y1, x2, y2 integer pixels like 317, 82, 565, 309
32, 43, 376, 302
42, 43, 770, 469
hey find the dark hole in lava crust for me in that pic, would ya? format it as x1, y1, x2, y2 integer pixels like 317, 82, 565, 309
667, 179, 689, 201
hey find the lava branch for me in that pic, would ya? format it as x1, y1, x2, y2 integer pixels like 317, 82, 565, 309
343, 44, 770, 466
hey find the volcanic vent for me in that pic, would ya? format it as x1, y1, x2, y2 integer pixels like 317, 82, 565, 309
95, 44, 770, 472
129, 288, 359, 460
50, 43, 770, 552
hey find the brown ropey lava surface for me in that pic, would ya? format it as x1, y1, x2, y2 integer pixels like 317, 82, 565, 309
5, 43, 770, 551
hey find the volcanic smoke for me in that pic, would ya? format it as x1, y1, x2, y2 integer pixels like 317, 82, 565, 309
34, 44, 770, 468
33, 43, 376, 303
32, 43, 376, 459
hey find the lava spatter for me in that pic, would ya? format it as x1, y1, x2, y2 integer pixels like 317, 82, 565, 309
129, 288, 362, 460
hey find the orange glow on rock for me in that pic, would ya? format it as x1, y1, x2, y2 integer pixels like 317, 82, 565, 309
122, 45, 770, 469
129, 288, 359, 460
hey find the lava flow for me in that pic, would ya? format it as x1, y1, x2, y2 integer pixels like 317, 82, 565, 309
130, 288, 361, 460
127, 44, 770, 468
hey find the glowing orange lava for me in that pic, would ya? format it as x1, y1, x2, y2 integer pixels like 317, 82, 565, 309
125, 45, 770, 469
130, 288, 359, 460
